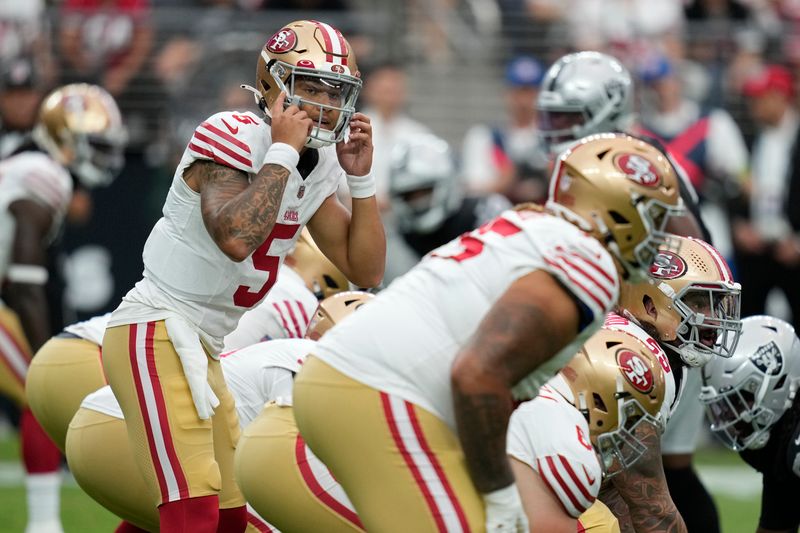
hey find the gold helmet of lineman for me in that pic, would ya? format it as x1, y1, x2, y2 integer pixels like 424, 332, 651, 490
546, 133, 684, 283
557, 328, 667, 477
250, 20, 361, 149
288, 228, 349, 300
305, 290, 374, 340
32, 83, 127, 188
619, 236, 742, 367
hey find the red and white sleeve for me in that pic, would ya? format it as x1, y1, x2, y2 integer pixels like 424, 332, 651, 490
535, 453, 599, 518
187, 112, 257, 173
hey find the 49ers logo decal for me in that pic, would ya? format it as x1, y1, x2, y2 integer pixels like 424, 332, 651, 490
650, 250, 687, 280
615, 153, 661, 187
617, 349, 654, 394
266, 28, 298, 54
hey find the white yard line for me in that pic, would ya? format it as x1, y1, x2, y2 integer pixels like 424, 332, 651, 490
696, 464, 761, 499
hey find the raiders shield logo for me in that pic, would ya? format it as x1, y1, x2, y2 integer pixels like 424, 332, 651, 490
617, 349, 654, 394
650, 250, 687, 280
266, 28, 298, 54
297, 185, 305, 199
615, 153, 661, 187
750, 341, 783, 375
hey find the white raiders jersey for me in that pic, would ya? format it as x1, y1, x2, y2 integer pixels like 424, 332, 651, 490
220, 338, 316, 426
223, 264, 318, 351
313, 208, 619, 428
602, 313, 678, 423
63, 313, 111, 345
0, 151, 72, 281
507, 374, 602, 518
109, 110, 343, 354
83, 338, 316, 428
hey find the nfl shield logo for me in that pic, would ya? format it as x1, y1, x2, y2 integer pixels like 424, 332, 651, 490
297, 185, 305, 199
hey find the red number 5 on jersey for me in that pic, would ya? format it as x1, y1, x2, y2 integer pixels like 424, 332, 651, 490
233, 223, 300, 308
433, 216, 521, 262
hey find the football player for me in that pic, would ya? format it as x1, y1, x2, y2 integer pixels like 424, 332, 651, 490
700, 315, 800, 533
599, 236, 741, 532
386, 133, 511, 278
509, 327, 672, 533
101, 19, 385, 532
0, 83, 125, 533
538, 51, 724, 531
65, 291, 372, 533
291, 133, 684, 531
26, 229, 347, 452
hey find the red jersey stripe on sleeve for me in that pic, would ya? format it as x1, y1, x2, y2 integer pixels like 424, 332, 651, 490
544, 257, 608, 312
192, 131, 253, 168
544, 456, 589, 516
271, 302, 295, 338
199, 122, 252, 154
557, 455, 595, 502
557, 255, 613, 301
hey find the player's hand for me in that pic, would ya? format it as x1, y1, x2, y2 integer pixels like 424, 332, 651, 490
483, 484, 529, 532
337, 112, 373, 177
270, 92, 313, 152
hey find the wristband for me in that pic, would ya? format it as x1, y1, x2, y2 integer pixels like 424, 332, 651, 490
7, 264, 48, 285
263, 142, 300, 172
346, 171, 376, 199
483, 483, 523, 506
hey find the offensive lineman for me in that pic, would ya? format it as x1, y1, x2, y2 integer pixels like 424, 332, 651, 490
66, 291, 373, 533
102, 20, 385, 532
0, 83, 126, 533
700, 316, 800, 533
292, 133, 685, 531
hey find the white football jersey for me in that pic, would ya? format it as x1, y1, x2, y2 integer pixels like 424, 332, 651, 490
507, 375, 602, 518
109, 111, 343, 354
314, 209, 619, 428
223, 265, 318, 351
602, 313, 678, 422
63, 313, 111, 345
0, 151, 72, 280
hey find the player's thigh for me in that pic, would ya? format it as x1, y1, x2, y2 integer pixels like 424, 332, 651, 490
0, 305, 32, 406
236, 403, 364, 532
102, 321, 220, 505
66, 408, 159, 532
27, 337, 105, 451
294, 356, 483, 533
208, 358, 245, 509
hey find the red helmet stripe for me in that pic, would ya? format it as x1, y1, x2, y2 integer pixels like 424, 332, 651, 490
310, 20, 335, 63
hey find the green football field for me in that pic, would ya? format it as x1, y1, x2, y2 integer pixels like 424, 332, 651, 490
0, 431, 761, 532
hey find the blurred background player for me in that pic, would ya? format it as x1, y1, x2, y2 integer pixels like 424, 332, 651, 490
0, 83, 125, 533
293, 134, 684, 531
537, 50, 728, 532
384, 133, 510, 280
101, 19, 384, 533
700, 315, 800, 533
461, 55, 550, 202
509, 327, 672, 533
65, 291, 373, 533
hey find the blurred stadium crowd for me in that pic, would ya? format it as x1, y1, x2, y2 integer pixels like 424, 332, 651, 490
1, 0, 799, 355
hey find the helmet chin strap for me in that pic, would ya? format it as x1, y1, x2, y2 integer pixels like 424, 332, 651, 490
240, 84, 267, 113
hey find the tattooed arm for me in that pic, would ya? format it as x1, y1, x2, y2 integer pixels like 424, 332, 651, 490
608, 422, 688, 533
184, 92, 311, 262
599, 481, 635, 533
451, 270, 581, 492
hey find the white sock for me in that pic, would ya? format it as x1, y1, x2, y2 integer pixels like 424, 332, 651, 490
24, 472, 63, 533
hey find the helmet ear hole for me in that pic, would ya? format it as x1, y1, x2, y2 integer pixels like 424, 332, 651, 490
774, 374, 787, 390
608, 210, 629, 224
593, 393, 608, 413
322, 274, 341, 290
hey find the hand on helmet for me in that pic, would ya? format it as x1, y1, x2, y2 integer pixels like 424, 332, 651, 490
337, 112, 373, 177
270, 91, 313, 152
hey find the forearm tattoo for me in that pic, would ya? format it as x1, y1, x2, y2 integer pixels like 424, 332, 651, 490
611, 424, 688, 533
197, 161, 290, 251
599, 482, 635, 533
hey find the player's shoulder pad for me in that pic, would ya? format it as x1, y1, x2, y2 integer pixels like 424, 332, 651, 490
3, 151, 73, 212
188, 110, 268, 174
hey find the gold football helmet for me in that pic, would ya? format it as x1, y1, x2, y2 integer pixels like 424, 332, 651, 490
287, 228, 349, 300
619, 236, 742, 367
305, 290, 374, 340
558, 327, 667, 477
546, 133, 684, 282
247, 20, 361, 149
32, 83, 127, 188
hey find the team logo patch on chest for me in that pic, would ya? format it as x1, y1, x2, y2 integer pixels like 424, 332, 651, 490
616, 349, 654, 394
615, 153, 661, 187
650, 250, 687, 280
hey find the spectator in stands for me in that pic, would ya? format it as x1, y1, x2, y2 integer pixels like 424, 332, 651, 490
637, 53, 749, 259
360, 62, 429, 210
461, 55, 549, 203
0, 0, 56, 86
0, 58, 45, 158
59, 0, 153, 98
734, 64, 800, 330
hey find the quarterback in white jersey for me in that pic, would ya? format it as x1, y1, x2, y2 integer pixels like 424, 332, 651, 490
293, 133, 685, 532
101, 19, 384, 532
1, 83, 125, 533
